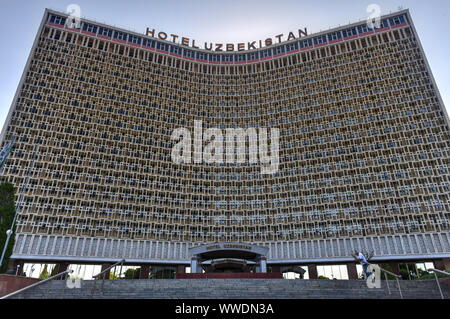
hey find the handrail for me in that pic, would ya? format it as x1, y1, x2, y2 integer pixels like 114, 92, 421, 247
0, 269, 73, 299
366, 263, 403, 299
91, 259, 125, 297
377, 266, 401, 279
92, 259, 125, 279
428, 268, 450, 277
428, 268, 450, 299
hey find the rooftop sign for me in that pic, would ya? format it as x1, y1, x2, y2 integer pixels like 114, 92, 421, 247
145, 28, 308, 52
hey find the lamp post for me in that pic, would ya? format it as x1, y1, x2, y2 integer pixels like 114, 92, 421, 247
0, 230, 13, 271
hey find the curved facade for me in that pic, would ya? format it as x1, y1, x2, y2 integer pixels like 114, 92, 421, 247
1, 9, 450, 268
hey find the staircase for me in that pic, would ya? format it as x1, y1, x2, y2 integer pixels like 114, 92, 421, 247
7, 278, 450, 299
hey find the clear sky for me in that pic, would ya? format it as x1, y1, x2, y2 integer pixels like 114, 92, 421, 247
0, 0, 449, 133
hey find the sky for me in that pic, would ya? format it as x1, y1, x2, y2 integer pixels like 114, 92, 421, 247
0, 0, 449, 133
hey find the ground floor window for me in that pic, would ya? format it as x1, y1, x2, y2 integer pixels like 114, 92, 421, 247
282, 267, 309, 280
22, 263, 57, 278
317, 265, 348, 280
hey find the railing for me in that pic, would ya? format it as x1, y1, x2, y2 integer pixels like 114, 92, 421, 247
378, 265, 403, 299
364, 263, 403, 299
0, 269, 73, 299
91, 259, 125, 296
427, 268, 450, 299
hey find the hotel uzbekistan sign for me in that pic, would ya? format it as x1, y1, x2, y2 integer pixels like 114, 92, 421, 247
145, 27, 308, 52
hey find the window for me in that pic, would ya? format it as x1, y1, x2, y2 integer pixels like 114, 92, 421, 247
49, 15, 66, 26
313, 35, 327, 45
183, 49, 194, 58
328, 31, 342, 41
260, 49, 272, 58
128, 35, 141, 45
142, 38, 155, 48
247, 52, 259, 61
209, 54, 220, 62
234, 54, 246, 62
156, 42, 169, 52
300, 39, 313, 48
342, 28, 357, 38
274, 46, 285, 55
82, 23, 97, 34
222, 54, 233, 62
196, 52, 207, 61
389, 15, 406, 26
98, 27, 113, 38
170, 45, 182, 55
375, 19, 389, 29
286, 42, 299, 52
358, 24, 373, 34
113, 31, 127, 41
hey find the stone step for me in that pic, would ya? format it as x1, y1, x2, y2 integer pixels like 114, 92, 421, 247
9, 279, 449, 299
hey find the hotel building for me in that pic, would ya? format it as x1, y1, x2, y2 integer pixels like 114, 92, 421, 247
1, 9, 449, 278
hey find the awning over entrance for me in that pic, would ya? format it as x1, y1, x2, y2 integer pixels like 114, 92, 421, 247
189, 243, 269, 273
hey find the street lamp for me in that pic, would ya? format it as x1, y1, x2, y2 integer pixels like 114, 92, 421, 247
0, 229, 13, 270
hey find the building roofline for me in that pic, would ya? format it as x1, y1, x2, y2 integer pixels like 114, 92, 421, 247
43, 7, 412, 55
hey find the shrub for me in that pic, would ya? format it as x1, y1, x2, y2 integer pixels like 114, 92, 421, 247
415, 269, 450, 280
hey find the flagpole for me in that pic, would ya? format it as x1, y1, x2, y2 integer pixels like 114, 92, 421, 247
0, 137, 39, 272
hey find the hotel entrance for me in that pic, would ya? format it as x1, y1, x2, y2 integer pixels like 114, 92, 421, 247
177, 243, 282, 278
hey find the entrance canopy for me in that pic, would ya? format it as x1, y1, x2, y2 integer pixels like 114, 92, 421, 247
189, 243, 269, 273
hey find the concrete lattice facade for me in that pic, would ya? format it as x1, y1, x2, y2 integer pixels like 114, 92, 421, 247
1, 9, 450, 265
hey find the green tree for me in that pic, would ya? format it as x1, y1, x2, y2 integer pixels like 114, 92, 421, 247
49, 264, 60, 277
378, 264, 397, 280
399, 269, 409, 280
39, 264, 50, 279
0, 182, 16, 273
124, 268, 141, 279
415, 269, 450, 280
109, 272, 118, 280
